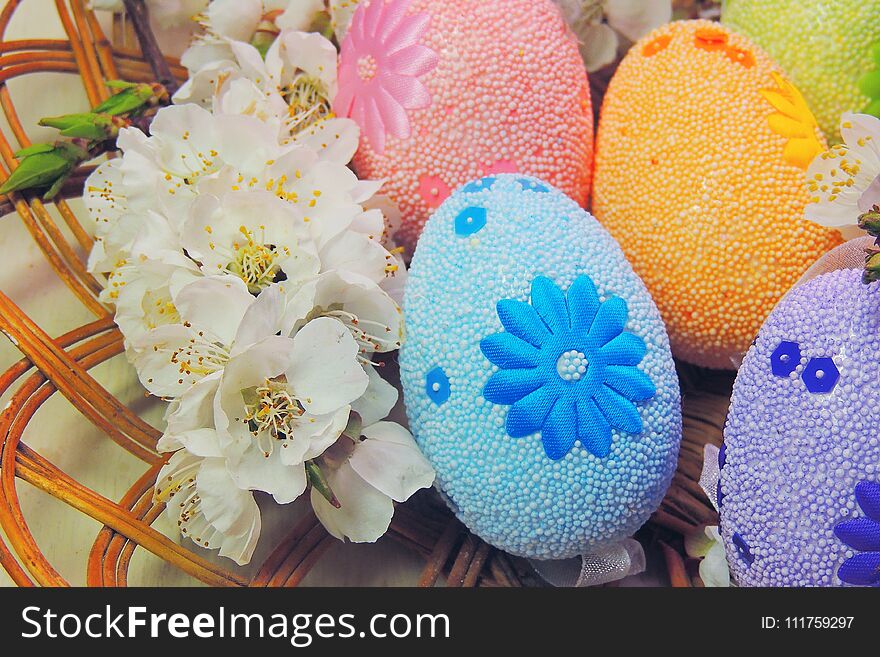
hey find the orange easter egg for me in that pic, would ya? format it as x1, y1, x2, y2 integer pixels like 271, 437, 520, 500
334, 0, 593, 253
593, 20, 843, 369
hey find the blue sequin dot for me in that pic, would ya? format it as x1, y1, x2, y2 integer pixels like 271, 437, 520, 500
770, 340, 800, 377
425, 366, 451, 405
454, 206, 487, 236
802, 357, 840, 394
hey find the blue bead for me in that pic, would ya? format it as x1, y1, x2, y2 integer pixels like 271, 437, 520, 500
425, 367, 451, 405
802, 357, 839, 394
770, 340, 800, 376
454, 206, 487, 236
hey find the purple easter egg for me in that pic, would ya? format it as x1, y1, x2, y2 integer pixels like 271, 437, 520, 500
720, 268, 880, 586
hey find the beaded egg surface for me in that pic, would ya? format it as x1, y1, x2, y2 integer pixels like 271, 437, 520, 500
593, 20, 842, 370
333, 0, 593, 254
399, 175, 681, 559
723, 0, 880, 143
721, 268, 880, 586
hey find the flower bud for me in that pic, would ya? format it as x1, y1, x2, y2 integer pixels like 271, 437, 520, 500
858, 206, 880, 236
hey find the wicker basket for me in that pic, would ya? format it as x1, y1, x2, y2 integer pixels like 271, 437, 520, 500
0, 0, 727, 588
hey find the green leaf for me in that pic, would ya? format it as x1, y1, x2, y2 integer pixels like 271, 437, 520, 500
92, 83, 155, 116
105, 79, 138, 90
0, 142, 87, 196
306, 461, 340, 509
39, 112, 116, 140
42, 171, 71, 200
858, 70, 880, 100
13, 143, 54, 158
864, 98, 880, 120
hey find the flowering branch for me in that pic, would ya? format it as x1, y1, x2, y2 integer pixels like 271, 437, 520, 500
0, 82, 168, 199
122, 0, 180, 95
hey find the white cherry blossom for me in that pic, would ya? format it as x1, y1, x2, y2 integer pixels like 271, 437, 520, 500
310, 422, 434, 542
806, 112, 880, 238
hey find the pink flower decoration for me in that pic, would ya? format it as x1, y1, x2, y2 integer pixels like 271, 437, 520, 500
333, 0, 438, 155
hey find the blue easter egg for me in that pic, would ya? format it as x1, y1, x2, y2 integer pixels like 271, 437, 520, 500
400, 174, 681, 559
721, 268, 880, 586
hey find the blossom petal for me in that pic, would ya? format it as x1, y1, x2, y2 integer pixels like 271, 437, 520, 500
484, 367, 546, 405
311, 462, 394, 542
603, 365, 656, 402
155, 452, 260, 566
505, 385, 558, 438
350, 364, 399, 426
496, 299, 551, 347
232, 285, 286, 355
856, 481, 880, 521
540, 397, 578, 460
605, 0, 672, 43
587, 296, 628, 348
593, 385, 644, 434
164, 371, 222, 435
158, 428, 224, 458
349, 421, 435, 502
834, 518, 880, 552
205, 0, 261, 40
576, 397, 613, 458
174, 275, 254, 346
530, 277, 569, 335
567, 275, 600, 334
579, 23, 619, 72
837, 552, 880, 586
859, 174, 880, 213
480, 332, 540, 369
230, 447, 307, 504
386, 44, 438, 78
132, 325, 205, 396
805, 199, 863, 228
288, 317, 369, 414
600, 332, 647, 366
840, 113, 880, 165
197, 458, 261, 546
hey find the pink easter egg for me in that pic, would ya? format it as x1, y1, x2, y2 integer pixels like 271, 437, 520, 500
334, 0, 593, 253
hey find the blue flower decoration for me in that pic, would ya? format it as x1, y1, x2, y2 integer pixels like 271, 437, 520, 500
834, 480, 880, 586
479, 275, 656, 460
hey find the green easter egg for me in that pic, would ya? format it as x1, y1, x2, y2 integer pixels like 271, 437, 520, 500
723, 0, 880, 142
